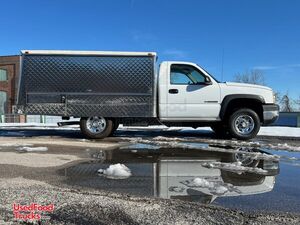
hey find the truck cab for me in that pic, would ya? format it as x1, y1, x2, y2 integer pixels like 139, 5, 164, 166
157, 61, 279, 139
158, 61, 221, 121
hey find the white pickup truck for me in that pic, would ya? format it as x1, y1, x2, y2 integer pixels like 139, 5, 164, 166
14, 50, 279, 140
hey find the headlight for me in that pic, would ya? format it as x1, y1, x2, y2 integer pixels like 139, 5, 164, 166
273, 92, 276, 103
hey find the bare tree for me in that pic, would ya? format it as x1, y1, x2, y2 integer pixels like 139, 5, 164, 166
274, 91, 281, 105
280, 92, 294, 112
234, 69, 265, 85
296, 95, 300, 111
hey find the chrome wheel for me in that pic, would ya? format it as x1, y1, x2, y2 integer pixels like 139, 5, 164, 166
86, 116, 107, 134
234, 147, 258, 167
234, 115, 255, 135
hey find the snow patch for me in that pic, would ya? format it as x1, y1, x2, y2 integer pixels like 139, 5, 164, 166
182, 177, 238, 195
270, 143, 300, 151
202, 162, 269, 175
215, 186, 229, 195
153, 136, 186, 142
169, 186, 185, 193
0, 143, 33, 147
98, 163, 132, 179
192, 178, 214, 188
259, 126, 300, 137
17, 146, 48, 152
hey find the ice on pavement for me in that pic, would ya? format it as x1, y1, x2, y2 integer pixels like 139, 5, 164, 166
259, 126, 300, 137
192, 177, 214, 188
215, 186, 229, 195
269, 143, 300, 151
124, 135, 300, 152
120, 125, 300, 137
2, 123, 300, 137
0, 143, 33, 147
17, 146, 48, 152
98, 163, 132, 179
202, 162, 269, 175
182, 178, 239, 195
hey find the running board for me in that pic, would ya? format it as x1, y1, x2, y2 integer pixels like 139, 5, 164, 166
57, 121, 80, 127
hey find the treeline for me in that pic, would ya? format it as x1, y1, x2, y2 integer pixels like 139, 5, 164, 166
234, 69, 299, 112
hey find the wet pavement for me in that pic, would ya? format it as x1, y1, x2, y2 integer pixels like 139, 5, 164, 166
1, 127, 300, 224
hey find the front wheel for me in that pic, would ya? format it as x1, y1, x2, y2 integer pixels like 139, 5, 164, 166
228, 108, 260, 140
80, 117, 114, 139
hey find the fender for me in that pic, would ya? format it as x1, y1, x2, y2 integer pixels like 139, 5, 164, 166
219, 94, 265, 119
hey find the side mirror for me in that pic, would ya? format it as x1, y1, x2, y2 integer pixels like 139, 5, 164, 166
204, 76, 212, 85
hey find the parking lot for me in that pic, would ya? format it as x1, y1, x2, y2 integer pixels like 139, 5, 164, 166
0, 125, 300, 224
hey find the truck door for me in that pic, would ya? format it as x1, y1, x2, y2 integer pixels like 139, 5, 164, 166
162, 62, 221, 121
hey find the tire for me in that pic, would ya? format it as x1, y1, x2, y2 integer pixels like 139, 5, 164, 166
80, 117, 114, 139
228, 108, 260, 140
113, 121, 119, 131
210, 123, 229, 138
109, 121, 120, 136
230, 147, 259, 167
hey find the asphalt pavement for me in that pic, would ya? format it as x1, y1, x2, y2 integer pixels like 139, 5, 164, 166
0, 127, 300, 225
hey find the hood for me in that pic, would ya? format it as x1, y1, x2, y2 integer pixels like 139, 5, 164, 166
225, 82, 272, 91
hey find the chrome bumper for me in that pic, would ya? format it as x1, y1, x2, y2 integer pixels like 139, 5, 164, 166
263, 104, 279, 125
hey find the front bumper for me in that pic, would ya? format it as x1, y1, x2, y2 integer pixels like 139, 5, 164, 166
262, 104, 279, 125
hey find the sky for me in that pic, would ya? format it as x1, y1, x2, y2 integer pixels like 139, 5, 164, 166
0, 0, 299, 98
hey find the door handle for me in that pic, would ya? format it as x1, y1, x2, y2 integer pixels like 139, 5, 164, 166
169, 89, 179, 94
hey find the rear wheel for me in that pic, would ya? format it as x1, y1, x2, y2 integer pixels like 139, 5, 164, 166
80, 117, 114, 139
228, 108, 260, 140
109, 121, 120, 136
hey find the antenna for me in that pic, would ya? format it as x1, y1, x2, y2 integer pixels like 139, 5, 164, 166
221, 48, 224, 81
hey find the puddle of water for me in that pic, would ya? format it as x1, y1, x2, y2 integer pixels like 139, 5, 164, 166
57, 145, 289, 212
120, 143, 160, 150
181, 142, 210, 149
59, 162, 154, 197
214, 148, 300, 213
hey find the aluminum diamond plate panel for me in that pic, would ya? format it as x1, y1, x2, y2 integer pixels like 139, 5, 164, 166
17, 53, 156, 117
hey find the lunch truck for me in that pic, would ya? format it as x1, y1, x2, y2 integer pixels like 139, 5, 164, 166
14, 50, 279, 140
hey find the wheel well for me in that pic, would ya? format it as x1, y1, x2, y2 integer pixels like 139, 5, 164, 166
222, 99, 263, 122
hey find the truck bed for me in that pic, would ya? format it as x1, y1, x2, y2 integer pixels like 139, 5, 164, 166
16, 50, 156, 118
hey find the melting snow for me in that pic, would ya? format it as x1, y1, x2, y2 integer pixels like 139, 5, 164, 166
215, 186, 229, 195
182, 177, 239, 195
202, 162, 269, 175
121, 125, 300, 137
0, 143, 33, 147
259, 126, 300, 137
17, 146, 48, 152
192, 177, 214, 188
98, 163, 132, 179
269, 143, 300, 151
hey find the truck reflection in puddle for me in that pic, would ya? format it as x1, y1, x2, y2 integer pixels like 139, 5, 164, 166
58, 144, 279, 204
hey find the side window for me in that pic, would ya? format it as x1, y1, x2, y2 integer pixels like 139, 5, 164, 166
190, 69, 205, 83
0, 69, 8, 81
170, 64, 206, 85
170, 71, 193, 84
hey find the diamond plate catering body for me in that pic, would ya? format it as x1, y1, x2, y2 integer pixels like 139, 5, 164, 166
15, 50, 156, 118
